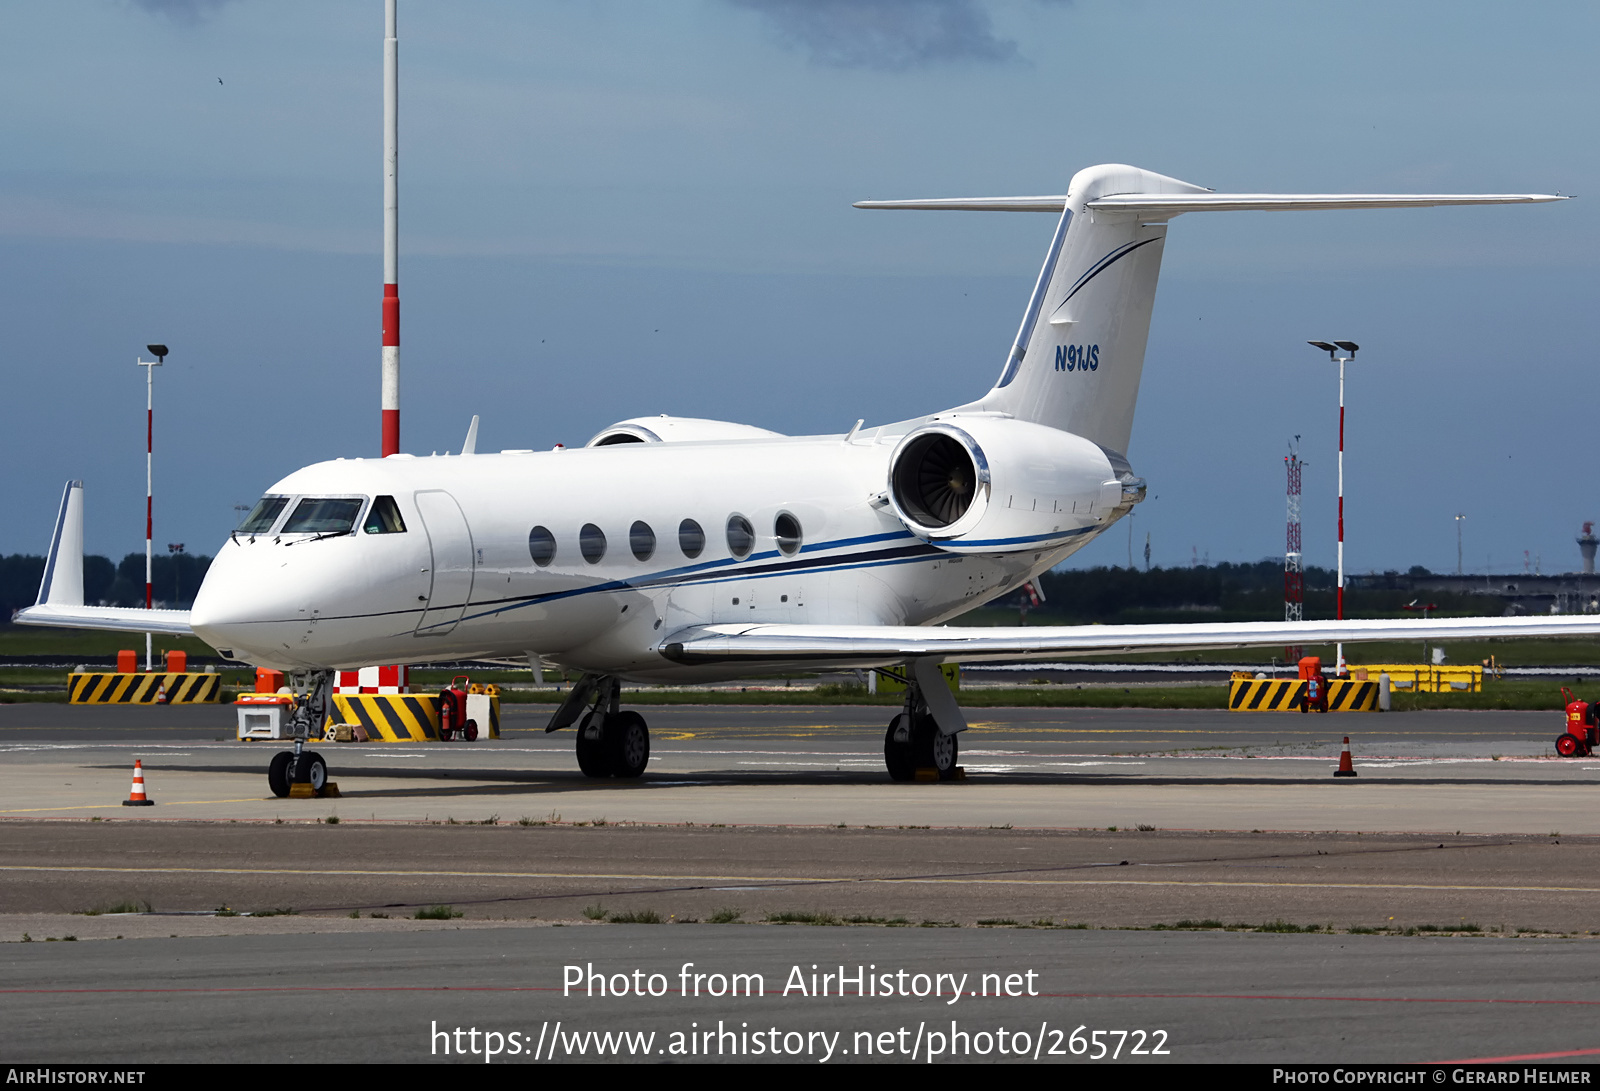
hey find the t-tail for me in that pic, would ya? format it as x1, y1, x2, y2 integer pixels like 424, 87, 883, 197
856, 163, 1566, 457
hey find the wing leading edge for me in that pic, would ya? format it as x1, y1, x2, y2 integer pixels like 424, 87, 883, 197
661, 615, 1600, 665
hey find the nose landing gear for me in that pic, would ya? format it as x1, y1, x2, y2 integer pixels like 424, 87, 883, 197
548, 674, 651, 779
266, 670, 335, 798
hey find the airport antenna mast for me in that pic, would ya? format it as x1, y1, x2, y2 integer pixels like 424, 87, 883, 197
380, 0, 400, 457
1284, 436, 1304, 662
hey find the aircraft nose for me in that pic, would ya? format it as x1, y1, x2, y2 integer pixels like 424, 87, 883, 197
188, 544, 306, 658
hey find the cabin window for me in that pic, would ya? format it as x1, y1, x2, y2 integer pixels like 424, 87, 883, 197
579, 523, 607, 564
775, 512, 802, 556
679, 519, 705, 559
630, 521, 656, 562
363, 495, 407, 534
282, 497, 363, 536
726, 514, 754, 559
528, 526, 556, 567
237, 496, 287, 535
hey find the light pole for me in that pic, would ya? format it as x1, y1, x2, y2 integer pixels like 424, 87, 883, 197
1455, 513, 1467, 577
167, 543, 186, 606
1308, 340, 1360, 675
137, 344, 167, 671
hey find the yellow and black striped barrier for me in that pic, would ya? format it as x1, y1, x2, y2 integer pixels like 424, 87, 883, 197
69, 672, 221, 704
329, 693, 500, 742
1227, 678, 1378, 712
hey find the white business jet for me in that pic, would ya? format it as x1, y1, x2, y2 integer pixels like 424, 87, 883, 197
19, 163, 1597, 793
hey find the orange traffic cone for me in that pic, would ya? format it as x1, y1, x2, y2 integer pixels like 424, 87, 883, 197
122, 759, 155, 806
1334, 737, 1358, 778
154, 684, 167, 704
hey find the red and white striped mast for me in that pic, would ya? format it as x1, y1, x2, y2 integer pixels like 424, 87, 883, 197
380, 0, 400, 457
1308, 340, 1359, 676
136, 344, 167, 671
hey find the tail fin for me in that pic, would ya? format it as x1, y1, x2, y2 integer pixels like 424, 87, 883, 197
37, 480, 84, 607
856, 165, 1565, 457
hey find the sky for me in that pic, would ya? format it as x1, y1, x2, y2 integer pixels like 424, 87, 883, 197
0, 0, 1595, 578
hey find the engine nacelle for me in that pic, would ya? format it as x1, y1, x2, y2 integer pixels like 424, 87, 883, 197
886, 416, 1144, 554
587, 416, 785, 447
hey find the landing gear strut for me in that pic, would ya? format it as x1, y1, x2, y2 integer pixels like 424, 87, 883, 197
880, 666, 959, 782
547, 674, 651, 779
267, 670, 334, 798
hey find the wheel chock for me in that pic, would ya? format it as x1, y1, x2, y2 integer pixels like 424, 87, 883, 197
287, 782, 341, 799
913, 768, 939, 782
950, 766, 967, 780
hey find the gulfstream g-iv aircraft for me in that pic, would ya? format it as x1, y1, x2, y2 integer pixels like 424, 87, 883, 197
20, 163, 1599, 792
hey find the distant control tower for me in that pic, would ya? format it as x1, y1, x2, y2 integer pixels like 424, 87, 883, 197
1580, 522, 1598, 574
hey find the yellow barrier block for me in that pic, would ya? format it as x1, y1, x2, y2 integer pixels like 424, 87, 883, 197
1352, 664, 1482, 693
1227, 678, 1378, 712
877, 664, 960, 694
328, 693, 500, 742
69, 672, 221, 704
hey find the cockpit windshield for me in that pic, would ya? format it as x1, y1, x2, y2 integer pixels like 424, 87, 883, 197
237, 496, 288, 535
281, 497, 365, 536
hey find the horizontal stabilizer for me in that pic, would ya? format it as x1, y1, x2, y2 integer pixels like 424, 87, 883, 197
14, 603, 193, 636
15, 479, 194, 635
662, 614, 1600, 665
855, 193, 1568, 214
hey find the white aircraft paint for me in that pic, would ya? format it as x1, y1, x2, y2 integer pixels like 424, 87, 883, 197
17, 163, 1591, 782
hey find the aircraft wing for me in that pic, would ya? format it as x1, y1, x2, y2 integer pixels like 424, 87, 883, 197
660, 615, 1600, 666
12, 481, 194, 636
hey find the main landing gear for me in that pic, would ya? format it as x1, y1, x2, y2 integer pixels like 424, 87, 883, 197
267, 670, 335, 798
881, 666, 960, 782
547, 674, 651, 779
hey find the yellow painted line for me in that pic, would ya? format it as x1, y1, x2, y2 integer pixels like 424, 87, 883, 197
0, 799, 271, 813
0, 864, 1593, 895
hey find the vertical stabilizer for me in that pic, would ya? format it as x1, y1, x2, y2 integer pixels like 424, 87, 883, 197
37, 480, 85, 607
971, 164, 1206, 455
857, 165, 1563, 457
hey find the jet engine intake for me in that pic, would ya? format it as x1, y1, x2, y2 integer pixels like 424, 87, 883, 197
887, 417, 1140, 554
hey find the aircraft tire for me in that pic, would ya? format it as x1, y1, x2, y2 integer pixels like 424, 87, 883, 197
884, 715, 915, 781
910, 716, 959, 781
608, 711, 650, 778
301, 751, 328, 791
576, 712, 613, 778
268, 752, 292, 798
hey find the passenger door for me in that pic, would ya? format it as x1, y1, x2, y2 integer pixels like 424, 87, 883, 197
413, 490, 475, 637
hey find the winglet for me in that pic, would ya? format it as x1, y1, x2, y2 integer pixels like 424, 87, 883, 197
37, 480, 84, 607
462, 415, 479, 456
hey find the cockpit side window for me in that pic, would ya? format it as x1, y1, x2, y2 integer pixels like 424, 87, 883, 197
238, 496, 288, 535
282, 497, 364, 535
363, 495, 407, 534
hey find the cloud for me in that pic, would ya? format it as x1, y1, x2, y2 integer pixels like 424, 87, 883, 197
125, 0, 240, 25
730, 0, 1041, 71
